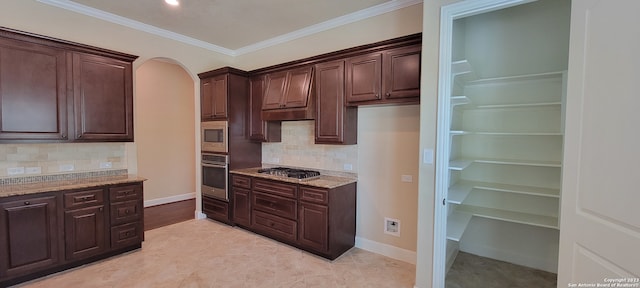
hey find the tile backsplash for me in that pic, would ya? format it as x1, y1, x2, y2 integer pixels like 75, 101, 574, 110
262, 121, 358, 172
0, 143, 126, 178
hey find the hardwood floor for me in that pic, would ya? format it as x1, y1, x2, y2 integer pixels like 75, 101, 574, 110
144, 199, 195, 231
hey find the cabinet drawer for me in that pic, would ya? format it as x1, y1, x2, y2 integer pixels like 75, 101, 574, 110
202, 196, 229, 220
109, 184, 142, 203
253, 179, 297, 198
253, 192, 297, 220
299, 186, 329, 205
111, 222, 143, 250
231, 175, 251, 189
64, 188, 105, 209
252, 210, 297, 242
110, 200, 141, 225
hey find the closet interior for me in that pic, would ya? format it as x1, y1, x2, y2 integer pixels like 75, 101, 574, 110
444, 0, 571, 276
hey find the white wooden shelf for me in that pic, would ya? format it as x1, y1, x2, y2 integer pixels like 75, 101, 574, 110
451, 96, 471, 106
457, 180, 560, 198
455, 205, 559, 229
449, 159, 473, 170
447, 211, 472, 241
450, 158, 561, 169
450, 131, 562, 136
465, 71, 564, 86
448, 182, 473, 204
476, 102, 561, 109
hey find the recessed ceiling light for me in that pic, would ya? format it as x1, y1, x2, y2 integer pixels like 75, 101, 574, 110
165, 0, 179, 6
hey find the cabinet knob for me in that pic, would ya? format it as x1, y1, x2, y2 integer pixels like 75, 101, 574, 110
386, 92, 391, 97
24, 201, 30, 205
375, 93, 380, 99
99, 207, 103, 212
125, 209, 130, 214
61, 133, 66, 138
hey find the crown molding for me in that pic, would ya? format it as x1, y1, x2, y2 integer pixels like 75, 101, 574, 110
37, 0, 423, 57
233, 0, 424, 55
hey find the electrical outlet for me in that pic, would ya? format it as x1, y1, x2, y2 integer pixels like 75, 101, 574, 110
343, 163, 353, 171
59, 164, 74, 172
7, 167, 25, 175
25, 167, 42, 174
384, 217, 401, 237
100, 162, 112, 169
401, 175, 413, 182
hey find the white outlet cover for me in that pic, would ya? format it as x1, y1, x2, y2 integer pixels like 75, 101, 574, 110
25, 167, 42, 174
423, 148, 434, 164
7, 167, 25, 175
59, 164, 74, 172
401, 175, 413, 182
384, 217, 401, 237
343, 163, 353, 171
100, 162, 112, 169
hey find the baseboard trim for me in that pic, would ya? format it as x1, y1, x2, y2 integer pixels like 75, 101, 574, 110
355, 236, 417, 264
144, 192, 196, 208
195, 211, 207, 220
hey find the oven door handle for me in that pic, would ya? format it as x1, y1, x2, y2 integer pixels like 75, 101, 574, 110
202, 163, 227, 168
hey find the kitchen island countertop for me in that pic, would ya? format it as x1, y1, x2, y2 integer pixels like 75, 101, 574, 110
0, 174, 147, 198
231, 167, 356, 189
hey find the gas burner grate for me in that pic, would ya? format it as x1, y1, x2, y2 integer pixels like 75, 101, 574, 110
258, 167, 321, 180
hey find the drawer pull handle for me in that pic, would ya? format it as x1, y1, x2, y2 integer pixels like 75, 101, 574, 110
269, 221, 275, 227
24, 201, 30, 205
124, 209, 130, 215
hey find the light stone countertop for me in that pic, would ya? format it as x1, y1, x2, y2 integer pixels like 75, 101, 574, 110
231, 167, 357, 189
0, 174, 147, 198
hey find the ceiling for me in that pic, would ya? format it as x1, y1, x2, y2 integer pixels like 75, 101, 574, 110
38, 0, 422, 56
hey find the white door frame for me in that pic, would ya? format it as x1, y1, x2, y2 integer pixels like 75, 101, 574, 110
432, 0, 536, 286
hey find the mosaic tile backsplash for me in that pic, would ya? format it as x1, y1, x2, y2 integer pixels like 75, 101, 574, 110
262, 120, 358, 172
0, 143, 126, 178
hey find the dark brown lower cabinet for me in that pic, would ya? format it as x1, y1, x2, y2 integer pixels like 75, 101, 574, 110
232, 187, 251, 227
0, 182, 144, 287
0, 195, 59, 279
298, 202, 329, 252
202, 195, 231, 225
231, 173, 356, 260
64, 206, 106, 261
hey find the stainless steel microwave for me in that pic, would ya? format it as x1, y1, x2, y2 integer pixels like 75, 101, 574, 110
201, 121, 227, 153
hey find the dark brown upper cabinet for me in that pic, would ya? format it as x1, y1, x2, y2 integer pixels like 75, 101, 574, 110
345, 53, 382, 103
382, 45, 421, 100
72, 53, 134, 141
346, 43, 421, 106
261, 66, 315, 121
0, 37, 68, 141
314, 60, 357, 145
198, 67, 249, 122
0, 27, 137, 143
200, 74, 228, 121
249, 75, 281, 142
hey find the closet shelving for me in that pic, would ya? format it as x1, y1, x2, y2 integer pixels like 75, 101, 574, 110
445, 63, 565, 242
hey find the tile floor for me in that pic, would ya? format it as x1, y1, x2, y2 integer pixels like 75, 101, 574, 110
15, 219, 416, 288
445, 251, 557, 288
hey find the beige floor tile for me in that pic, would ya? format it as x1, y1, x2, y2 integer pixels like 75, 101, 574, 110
14, 219, 416, 288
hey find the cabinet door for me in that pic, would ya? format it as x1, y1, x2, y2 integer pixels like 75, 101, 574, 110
72, 53, 133, 141
64, 206, 106, 261
201, 75, 228, 121
0, 195, 59, 278
262, 71, 288, 110
298, 202, 329, 253
201, 78, 214, 120
232, 187, 251, 227
315, 60, 357, 144
0, 38, 68, 141
283, 66, 313, 109
249, 76, 281, 142
383, 45, 421, 99
346, 53, 382, 104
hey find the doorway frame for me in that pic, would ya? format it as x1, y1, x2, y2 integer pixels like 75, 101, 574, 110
432, 0, 537, 286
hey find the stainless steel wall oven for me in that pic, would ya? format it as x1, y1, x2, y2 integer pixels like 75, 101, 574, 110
201, 153, 228, 201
